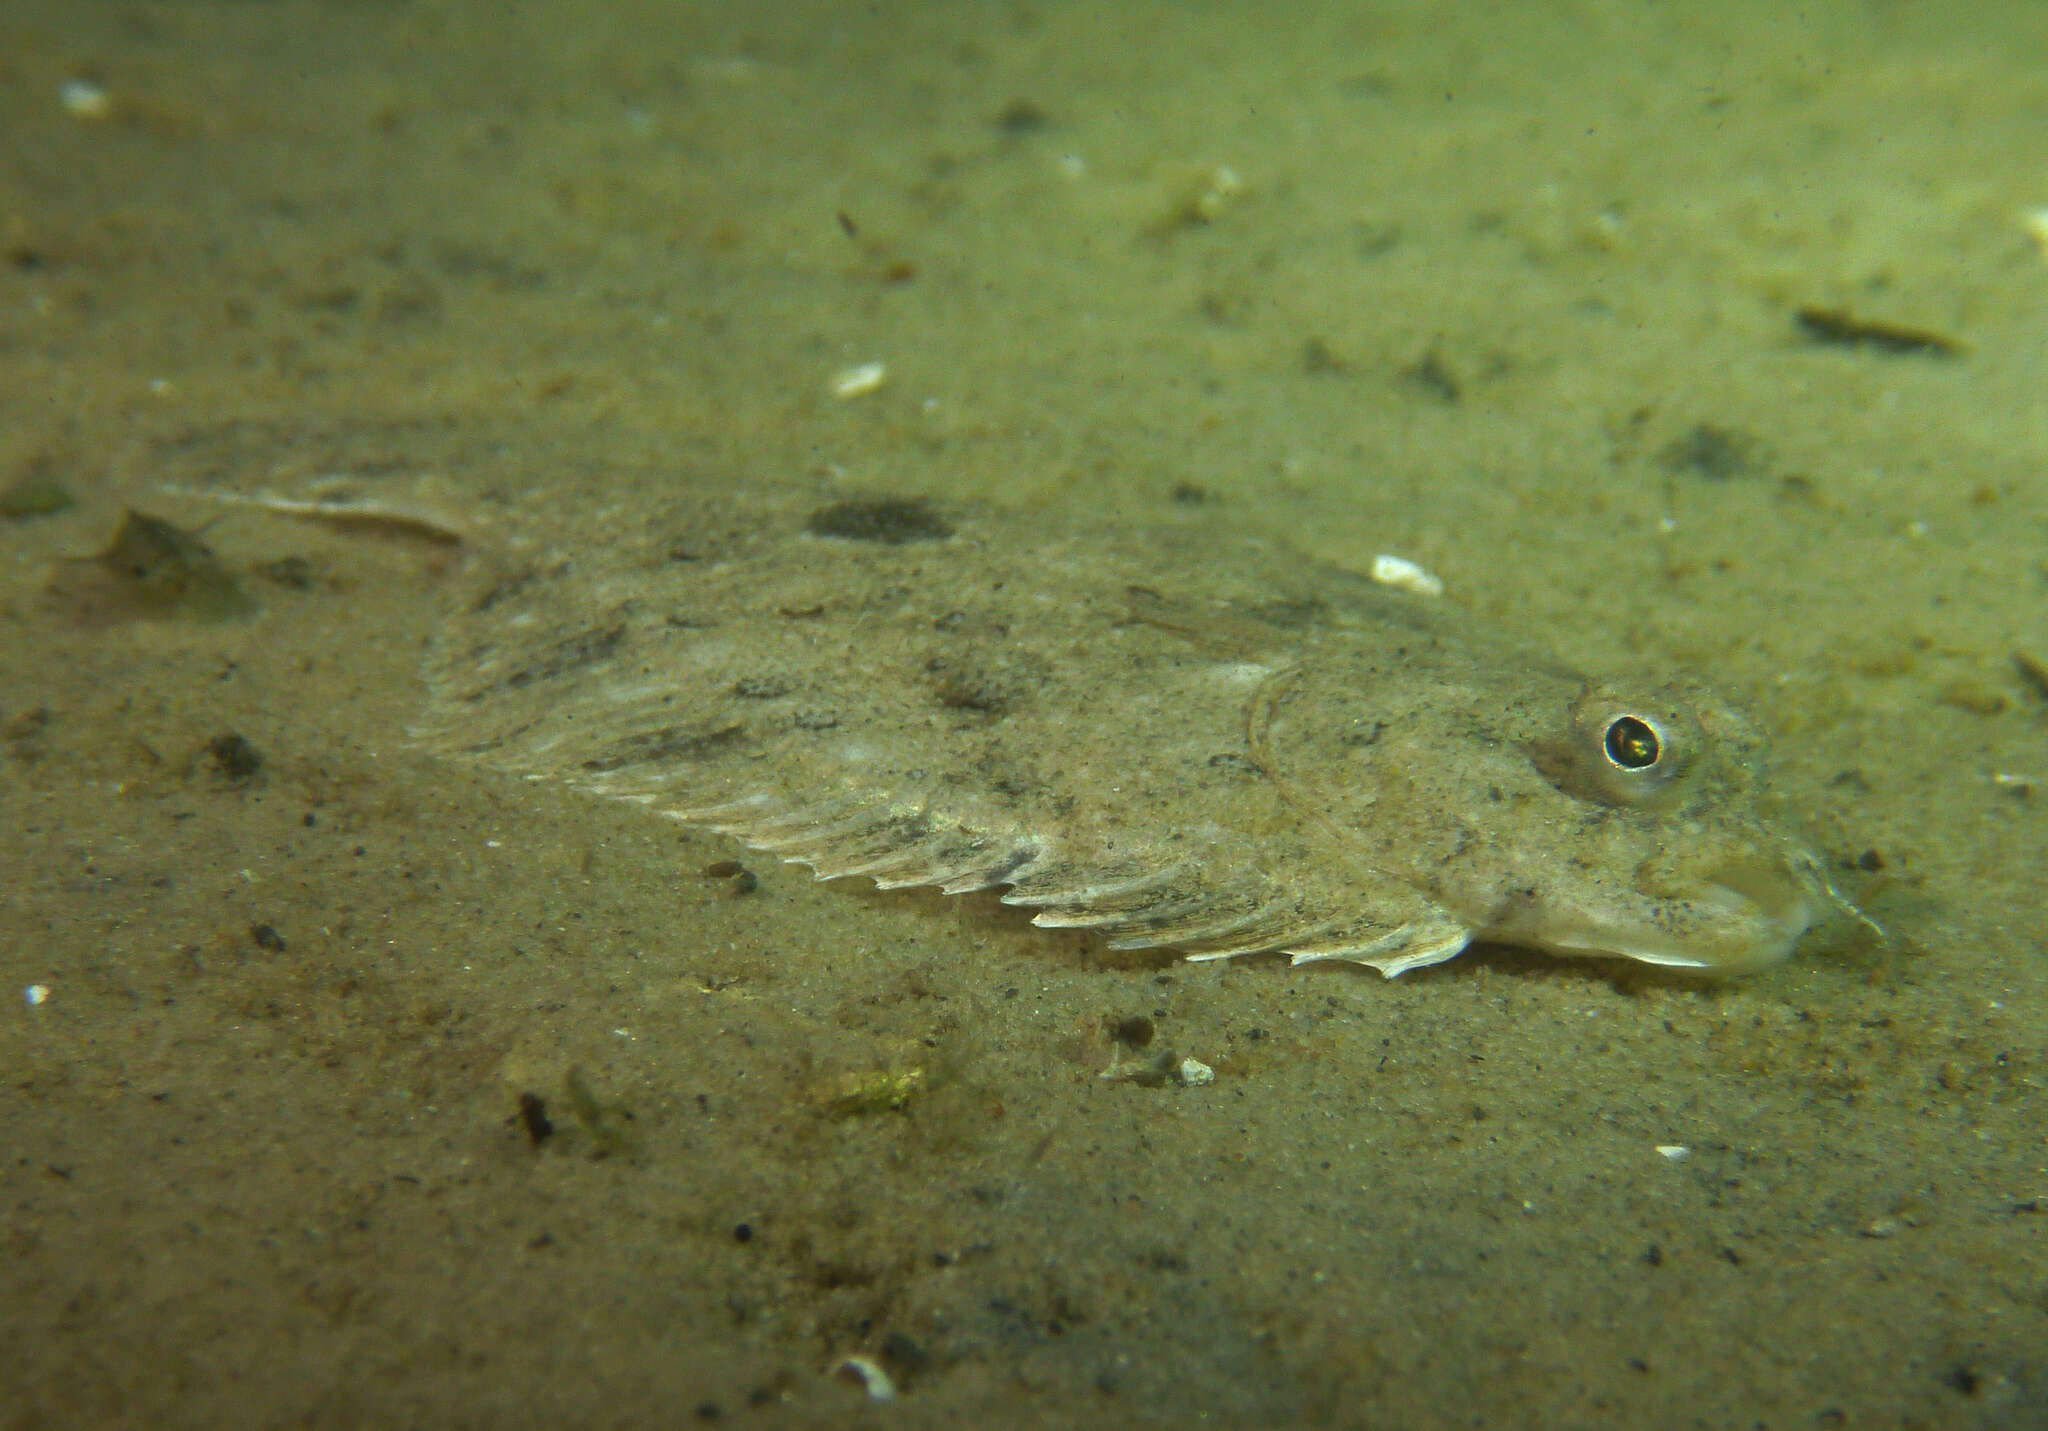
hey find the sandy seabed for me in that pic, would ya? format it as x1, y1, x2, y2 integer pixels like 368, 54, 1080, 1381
3, 3, 2045, 1427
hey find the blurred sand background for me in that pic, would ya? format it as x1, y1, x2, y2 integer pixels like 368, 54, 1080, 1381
2, 2, 2045, 1426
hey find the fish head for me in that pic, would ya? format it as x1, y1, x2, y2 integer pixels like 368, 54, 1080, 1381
1289, 668, 1840, 976
1477, 680, 1833, 974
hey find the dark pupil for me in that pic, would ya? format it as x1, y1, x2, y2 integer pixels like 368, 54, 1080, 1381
1604, 716, 1661, 770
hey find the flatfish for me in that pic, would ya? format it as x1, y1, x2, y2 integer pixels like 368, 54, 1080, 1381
415, 482, 1836, 977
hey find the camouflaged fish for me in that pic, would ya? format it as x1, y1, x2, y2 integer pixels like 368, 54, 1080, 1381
415, 481, 1841, 977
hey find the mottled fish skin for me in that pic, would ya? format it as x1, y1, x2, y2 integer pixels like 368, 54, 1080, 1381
416, 479, 1830, 978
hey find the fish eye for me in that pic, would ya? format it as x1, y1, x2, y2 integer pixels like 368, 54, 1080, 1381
1530, 687, 1700, 808
1602, 714, 1664, 772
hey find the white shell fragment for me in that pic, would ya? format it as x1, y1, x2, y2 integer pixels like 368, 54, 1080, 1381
2024, 206, 2048, 264
25, 983, 51, 1008
60, 79, 111, 119
1190, 165, 1243, 222
1655, 1144, 1690, 1161
1176, 1057, 1216, 1087
1369, 553, 1444, 598
829, 361, 888, 400
833, 1355, 897, 1401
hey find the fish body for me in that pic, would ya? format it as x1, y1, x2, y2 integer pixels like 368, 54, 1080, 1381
418, 486, 1827, 977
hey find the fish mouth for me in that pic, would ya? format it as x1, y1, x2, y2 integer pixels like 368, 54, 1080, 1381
1504, 848, 1827, 976
1702, 852, 1821, 929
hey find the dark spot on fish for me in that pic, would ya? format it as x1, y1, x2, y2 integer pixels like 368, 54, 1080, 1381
935, 677, 1009, 714
928, 657, 1016, 715
471, 567, 538, 614
880, 812, 934, 844
581, 721, 744, 772
806, 497, 953, 544
1341, 720, 1385, 748
255, 555, 316, 589
732, 675, 791, 699
982, 844, 1042, 886
507, 622, 626, 687
984, 770, 1034, 800
1251, 597, 1327, 629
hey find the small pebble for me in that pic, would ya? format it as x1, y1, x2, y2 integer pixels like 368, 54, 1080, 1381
829, 361, 888, 400
1370, 553, 1444, 598
25, 983, 51, 1007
